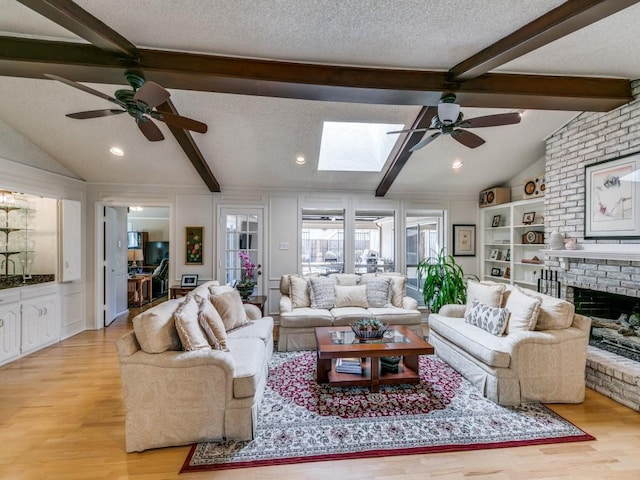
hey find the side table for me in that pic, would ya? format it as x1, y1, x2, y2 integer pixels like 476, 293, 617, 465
243, 295, 267, 315
169, 285, 196, 299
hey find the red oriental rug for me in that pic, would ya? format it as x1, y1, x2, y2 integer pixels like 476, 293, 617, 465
181, 351, 594, 473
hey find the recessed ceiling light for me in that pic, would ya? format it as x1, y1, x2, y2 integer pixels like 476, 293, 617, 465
295, 156, 306, 165
109, 146, 124, 156
452, 159, 464, 170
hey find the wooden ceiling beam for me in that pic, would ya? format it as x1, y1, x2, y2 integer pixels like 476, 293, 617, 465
449, 0, 640, 81
156, 100, 220, 193
375, 106, 438, 197
16, 0, 138, 60
0, 37, 633, 112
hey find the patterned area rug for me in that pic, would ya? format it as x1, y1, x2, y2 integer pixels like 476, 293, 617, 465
181, 351, 594, 473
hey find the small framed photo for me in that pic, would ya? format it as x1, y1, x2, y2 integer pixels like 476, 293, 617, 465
181, 274, 198, 287
490, 267, 502, 277
522, 212, 536, 225
491, 215, 501, 227
489, 249, 501, 260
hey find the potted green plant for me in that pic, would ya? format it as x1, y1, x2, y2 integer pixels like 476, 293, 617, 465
417, 248, 476, 313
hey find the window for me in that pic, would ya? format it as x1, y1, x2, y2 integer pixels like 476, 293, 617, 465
301, 210, 344, 275
405, 212, 444, 306
354, 211, 395, 273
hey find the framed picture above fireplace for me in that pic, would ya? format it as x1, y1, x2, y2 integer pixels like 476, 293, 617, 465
585, 152, 640, 239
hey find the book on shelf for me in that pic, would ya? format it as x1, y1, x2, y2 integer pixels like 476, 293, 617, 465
335, 357, 362, 374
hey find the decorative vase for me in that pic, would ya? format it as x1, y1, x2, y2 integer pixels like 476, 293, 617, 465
236, 283, 254, 300
549, 231, 564, 250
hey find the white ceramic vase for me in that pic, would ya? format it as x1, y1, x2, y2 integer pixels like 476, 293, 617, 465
549, 231, 564, 250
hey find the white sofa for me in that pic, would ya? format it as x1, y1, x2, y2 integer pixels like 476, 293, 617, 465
278, 273, 422, 351
428, 281, 590, 406
116, 281, 274, 452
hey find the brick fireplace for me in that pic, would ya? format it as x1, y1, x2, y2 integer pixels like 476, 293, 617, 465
543, 79, 640, 411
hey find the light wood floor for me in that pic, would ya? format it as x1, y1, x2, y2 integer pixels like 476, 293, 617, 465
1, 303, 640, 480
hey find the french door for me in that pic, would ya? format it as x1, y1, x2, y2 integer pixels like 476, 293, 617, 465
218, 208, 263, 294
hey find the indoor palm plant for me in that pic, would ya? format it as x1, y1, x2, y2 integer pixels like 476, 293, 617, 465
417, 248, 476, 313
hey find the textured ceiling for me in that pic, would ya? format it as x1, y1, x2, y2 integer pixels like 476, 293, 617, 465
0, 0, 639, 195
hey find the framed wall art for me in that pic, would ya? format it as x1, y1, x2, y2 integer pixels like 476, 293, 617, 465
452, 224, 475, 256
185, 226, 204, 264
585, 152, 640, 238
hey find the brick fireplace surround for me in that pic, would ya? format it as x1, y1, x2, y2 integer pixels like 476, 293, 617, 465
543, 80, 640, 411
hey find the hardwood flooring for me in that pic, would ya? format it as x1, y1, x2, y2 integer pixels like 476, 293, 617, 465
1, 301, 639, 479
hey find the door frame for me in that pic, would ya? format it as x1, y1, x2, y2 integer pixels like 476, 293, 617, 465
94, 201, 172, 330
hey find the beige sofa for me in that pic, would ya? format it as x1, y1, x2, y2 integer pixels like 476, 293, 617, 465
116, 281, 274, 452
428, 281, 590, 406
278, 273, 422, 351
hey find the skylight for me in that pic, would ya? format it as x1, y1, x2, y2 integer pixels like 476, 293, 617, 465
317, 121, 404, 172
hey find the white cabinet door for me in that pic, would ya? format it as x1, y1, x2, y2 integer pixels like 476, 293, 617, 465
21, 294, 59, 354
0, 301, 20, 364
60, 199, 82, 282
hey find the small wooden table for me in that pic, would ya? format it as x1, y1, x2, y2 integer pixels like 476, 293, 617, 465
243, 295, 267, 315
128, 275, 153, 307
169, 285, 196, 299
315, 325, 434, 393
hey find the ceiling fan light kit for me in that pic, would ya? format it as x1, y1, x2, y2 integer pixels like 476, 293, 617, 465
390, 92, 522, 152
44, 72, 207, 142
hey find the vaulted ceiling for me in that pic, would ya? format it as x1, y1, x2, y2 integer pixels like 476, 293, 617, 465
1, 0, 639, 197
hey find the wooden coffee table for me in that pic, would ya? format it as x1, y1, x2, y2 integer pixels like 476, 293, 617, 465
315, 325, 434, 392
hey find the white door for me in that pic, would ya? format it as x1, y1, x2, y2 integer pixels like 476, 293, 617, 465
105, 207, 118, 326
218, 208, 263, 294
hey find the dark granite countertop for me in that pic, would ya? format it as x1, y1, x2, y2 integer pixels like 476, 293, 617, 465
0, 274, 56, 290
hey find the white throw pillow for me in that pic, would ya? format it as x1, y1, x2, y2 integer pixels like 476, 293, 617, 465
173, 294, 211, 351
465, 299, 510, 336
289, 275, 311, 308
534, 293, 575, 330
465, 280, 505, 316
334, 284, 369, 308
376, 273, 406, 307
504, 286, 542, 334
360, 276, 392, 308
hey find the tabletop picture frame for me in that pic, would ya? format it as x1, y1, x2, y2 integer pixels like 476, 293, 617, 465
522, 212, 535, 225
452, 224, 476, 256
491, 215, 501, 227
180, 274, 198, 287
585, 152, 640, 238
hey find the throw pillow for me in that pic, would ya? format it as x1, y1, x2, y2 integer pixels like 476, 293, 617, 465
132, 298, 183, 353
376, 273, 406, 307
465, 280, 505, 316
527, 291, 575, 330
334, 284, 368, 308
210, 290, 250, 331
197, 297, 228, 350
308, 276, 337, 309
289, 275, 311, 308
504, 285, 542, 334
465, 299, 510, 336
209, 284, 235, 296
173, 294, 211, 351
360, 276, 392, 308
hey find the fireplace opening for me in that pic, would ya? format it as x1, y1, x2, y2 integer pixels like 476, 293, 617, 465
571, 287, 640, 362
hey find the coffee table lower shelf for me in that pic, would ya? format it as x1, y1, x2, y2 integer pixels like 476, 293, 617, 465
324, 357, 420, 390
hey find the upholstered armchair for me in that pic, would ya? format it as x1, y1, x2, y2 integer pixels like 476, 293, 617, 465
149, 258, 169, 297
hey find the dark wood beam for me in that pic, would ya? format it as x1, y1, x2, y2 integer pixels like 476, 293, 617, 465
156, 100, 220, 193
0, 37, 633, 112
17, 0, 138, 60
375, 106, 437, 197
449, 0, 640, 81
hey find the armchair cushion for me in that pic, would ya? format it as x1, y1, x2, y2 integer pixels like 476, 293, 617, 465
174, 294, 210, 351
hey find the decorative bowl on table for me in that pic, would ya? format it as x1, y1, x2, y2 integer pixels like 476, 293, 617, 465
350, 318, 389, 340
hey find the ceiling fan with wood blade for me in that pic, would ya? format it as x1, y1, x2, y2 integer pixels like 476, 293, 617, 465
44, 72, 208, 142
388, 93, 521, 152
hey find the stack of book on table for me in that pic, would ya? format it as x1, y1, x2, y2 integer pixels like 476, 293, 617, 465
335, 357, 362, 374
